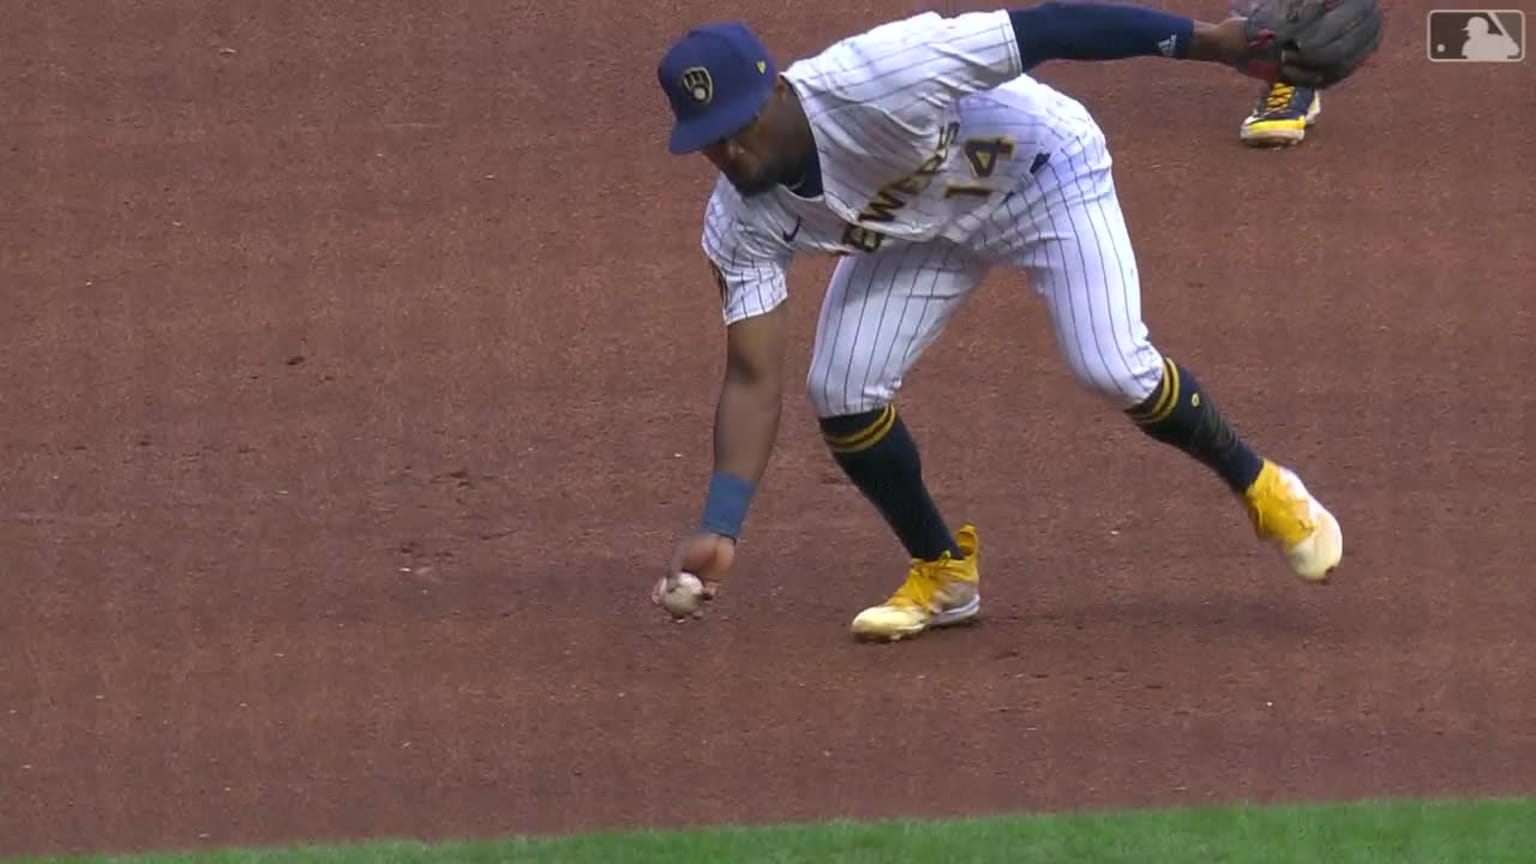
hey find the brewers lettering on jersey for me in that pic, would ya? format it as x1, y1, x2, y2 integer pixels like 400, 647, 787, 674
652, 4, 1348, 643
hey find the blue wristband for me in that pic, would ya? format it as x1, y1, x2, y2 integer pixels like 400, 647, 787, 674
700, 472, 755, 539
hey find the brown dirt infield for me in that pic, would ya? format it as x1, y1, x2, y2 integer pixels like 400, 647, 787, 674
2, 0, 1533, 858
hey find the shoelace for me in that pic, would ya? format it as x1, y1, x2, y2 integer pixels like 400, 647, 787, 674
888, 563, 942, 609
1263, 84, 1297, 115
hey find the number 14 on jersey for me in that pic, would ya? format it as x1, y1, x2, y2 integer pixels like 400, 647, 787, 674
945, 137, 1017, 198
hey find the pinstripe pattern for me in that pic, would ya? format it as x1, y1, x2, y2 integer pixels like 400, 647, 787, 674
701, 179, 792, 325
1013, 132, 1163, 406
781, 10, 1024, 240
697, 13, 1167, 416
806, 238, 984, 416
801, 78, 1163, 415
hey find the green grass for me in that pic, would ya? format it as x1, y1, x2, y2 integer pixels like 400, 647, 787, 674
12, 797, 1536, 864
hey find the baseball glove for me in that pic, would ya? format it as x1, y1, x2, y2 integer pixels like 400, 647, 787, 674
1232, 0, 1384, 88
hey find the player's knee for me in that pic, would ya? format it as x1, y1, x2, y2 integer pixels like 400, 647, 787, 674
1066, 347, 1162, 407
805, 376, 836, 418
805, 375, 889, 419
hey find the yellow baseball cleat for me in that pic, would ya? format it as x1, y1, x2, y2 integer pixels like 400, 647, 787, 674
1243, 460, 1343, 582
851, 524, 981, 642
1240, 82, 1321, 148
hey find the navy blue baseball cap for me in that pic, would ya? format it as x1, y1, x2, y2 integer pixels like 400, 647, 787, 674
657, 22, 778, 154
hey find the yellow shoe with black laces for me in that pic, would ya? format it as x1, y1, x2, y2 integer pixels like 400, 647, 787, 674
850, 524, 981, 642
1240, 82, 1321, 147
1243, 460, 1343, 582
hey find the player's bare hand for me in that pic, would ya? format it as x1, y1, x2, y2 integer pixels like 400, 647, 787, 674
652, 531, 735, 608
1192, 19, 1259, 70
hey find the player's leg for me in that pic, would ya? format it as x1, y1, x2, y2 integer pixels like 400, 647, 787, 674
1231, 0, 1321, 147
805, 241, 988, 641
1008, 131, 1342, 581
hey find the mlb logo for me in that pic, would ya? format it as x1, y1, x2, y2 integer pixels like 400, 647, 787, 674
1427, 9, 1526, 62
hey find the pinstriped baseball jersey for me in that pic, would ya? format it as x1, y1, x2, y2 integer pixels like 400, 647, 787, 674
701, 10, 1098, 325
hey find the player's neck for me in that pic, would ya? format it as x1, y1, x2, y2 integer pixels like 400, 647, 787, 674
779, 89, 823, 198
781, 145, 822, 198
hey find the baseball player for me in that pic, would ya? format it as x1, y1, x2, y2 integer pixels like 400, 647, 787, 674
649, 1, 1379, 640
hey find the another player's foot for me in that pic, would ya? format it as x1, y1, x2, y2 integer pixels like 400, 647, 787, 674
1243, 460, 1342, 582
851, 524, 981, 641
1239, 83, 1320, 147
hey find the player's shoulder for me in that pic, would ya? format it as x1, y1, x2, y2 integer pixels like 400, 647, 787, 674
792, 9, 1012, 69
784, 9, 1018, 108
830, 10, 948, 50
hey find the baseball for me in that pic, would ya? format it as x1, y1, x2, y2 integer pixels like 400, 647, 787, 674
661, 571, 705, 619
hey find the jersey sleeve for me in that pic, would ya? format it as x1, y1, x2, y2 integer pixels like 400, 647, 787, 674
796, 10, 1023, 108
699, 180, 792, 326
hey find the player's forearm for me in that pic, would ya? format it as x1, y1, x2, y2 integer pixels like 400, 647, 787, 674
1008, 1, 1199, 69
698, 376, 782, 539
713, 375, 782, 485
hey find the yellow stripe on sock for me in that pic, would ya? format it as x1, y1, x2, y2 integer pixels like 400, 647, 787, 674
1129, 357, 1180, 426
825, 404, 897, 454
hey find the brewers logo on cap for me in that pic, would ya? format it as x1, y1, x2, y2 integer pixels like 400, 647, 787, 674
657, 22, 778, 154
680, 66, 713, 104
